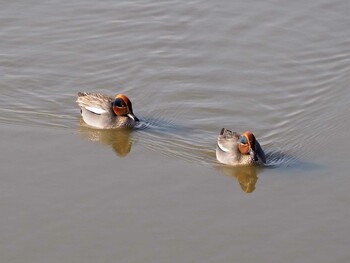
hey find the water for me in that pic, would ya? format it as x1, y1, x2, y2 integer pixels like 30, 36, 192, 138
1, 0, 350, 262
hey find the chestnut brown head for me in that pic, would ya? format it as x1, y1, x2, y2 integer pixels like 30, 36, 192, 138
238, 131, 266, 163
238, 131, 255, 154
112, 94, 139, 121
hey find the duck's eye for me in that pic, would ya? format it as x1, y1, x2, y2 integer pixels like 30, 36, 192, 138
113, 98, 126, 108
239, 136, 248, 144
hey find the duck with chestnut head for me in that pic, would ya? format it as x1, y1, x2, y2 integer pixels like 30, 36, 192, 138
76, 92, 139, 129
216, 128, 266, 166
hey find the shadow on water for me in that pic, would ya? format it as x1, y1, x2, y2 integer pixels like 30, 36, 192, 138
216, 165, 260, 193
78, 119, 134, 157
214, 150, 323, 193
77, 116, 194, 158
78, 116, 322, 194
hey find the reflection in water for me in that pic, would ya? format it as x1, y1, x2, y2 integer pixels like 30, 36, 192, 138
217, 165, 260, 193
78, 119, 134, 157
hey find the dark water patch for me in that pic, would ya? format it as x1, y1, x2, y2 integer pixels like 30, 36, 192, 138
264, 150, 324, 173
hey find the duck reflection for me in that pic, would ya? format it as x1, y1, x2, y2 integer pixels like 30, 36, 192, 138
78, 119, 134, 157
218, 165, 259, 193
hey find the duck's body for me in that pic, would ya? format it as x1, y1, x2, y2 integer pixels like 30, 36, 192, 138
216, 128, 266, 166
76, 92, 139, 129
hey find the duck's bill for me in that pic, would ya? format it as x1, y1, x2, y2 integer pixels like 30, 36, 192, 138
127, 113, 139, 122
249, 148, 258, 162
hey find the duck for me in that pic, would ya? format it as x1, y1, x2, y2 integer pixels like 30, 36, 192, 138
216, 128, 266, 166
76, 92, 139, 129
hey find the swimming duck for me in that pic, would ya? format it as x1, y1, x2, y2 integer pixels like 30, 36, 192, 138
216, 128, 266, 166
76, 92, 139, 129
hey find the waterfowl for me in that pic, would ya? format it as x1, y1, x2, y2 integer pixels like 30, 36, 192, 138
76, 92, 139, 129
216, 128, 266, 166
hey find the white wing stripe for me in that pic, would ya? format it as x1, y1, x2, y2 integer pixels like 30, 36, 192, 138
85, 106, 107, 114
217, 142, 230, 152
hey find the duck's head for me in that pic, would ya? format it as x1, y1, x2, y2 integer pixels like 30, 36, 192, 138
238, 131, 266, 163
112, 94, 139, 121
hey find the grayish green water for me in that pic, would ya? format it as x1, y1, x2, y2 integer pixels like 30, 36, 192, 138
1, 0, 350, 262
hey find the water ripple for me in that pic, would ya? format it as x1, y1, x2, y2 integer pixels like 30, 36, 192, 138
1, 0, 350, 170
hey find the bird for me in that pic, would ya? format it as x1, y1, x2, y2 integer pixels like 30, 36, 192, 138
76, 92, 139, 129
216, 128, 266, 166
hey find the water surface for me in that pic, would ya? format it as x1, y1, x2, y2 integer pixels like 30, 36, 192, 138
1, 0, 350, 262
